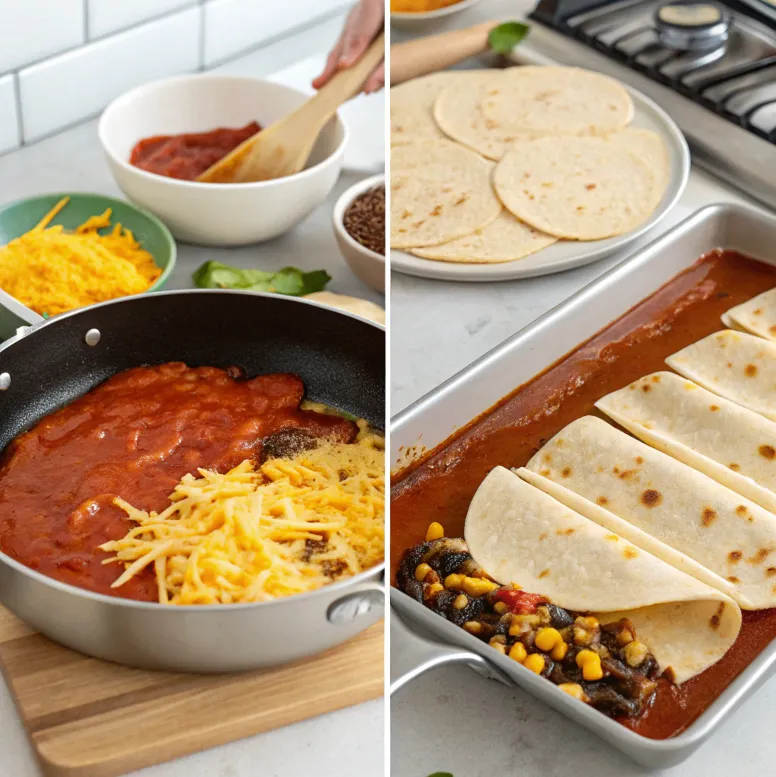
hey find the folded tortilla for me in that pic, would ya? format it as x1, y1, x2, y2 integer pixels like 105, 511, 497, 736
596, 371, 776, 514
523, 416, 776, 609
465, 466, 741, 683
666, 329, 776, 421
721, 289, 776, 340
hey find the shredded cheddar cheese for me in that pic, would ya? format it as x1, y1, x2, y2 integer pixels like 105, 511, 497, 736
99, 439, 384, 605
0, 197, 162, 316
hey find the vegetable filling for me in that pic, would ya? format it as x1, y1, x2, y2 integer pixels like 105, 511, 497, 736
397, 528, 663, 718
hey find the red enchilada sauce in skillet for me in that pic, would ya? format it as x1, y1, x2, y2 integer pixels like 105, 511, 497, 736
391, 250, 776, 740
0, 363, 354, 602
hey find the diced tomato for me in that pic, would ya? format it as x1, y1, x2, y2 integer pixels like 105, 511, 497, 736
493, 588, 546, 614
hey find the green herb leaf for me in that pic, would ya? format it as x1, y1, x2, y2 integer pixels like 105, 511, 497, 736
488, 21, 530, 54
427, 773, 454, 777
192, 262, 331, 297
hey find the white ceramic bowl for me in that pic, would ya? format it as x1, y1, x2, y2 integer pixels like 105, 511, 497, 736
390, 0, 483, 28
99, 74, 348, 246
333, 174, 385, 294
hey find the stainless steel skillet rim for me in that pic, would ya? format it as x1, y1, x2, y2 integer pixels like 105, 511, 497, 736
390, 202, 776, 752
0, 287, 386, 613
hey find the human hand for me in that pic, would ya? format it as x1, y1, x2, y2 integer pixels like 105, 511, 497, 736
312, 0, 385, 94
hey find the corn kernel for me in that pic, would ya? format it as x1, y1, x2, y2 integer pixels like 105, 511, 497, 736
576, 649, 603, 681
494, 601, 508, 615
523, 653, 545, 674
623, 640, 648, 668
444, 574, 463, 590
558, 683, 587, 702
616, 628, 634, 646
550, 641, 568, 661
508, 642, 527, 663
426, 522, 444, 541
414, 563, 432, 582
490, 642, 507, 655
535, 627, 562, 652
462, 577, 499, 597
453, 593, 468, 610
463, 621, 482, 634
425, 583, 444, 598
575, 616, 600, 631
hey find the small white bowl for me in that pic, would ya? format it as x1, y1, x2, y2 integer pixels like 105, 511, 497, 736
99, 74, 348, 246
390, 0, 483, 28
333, 174, 385, 294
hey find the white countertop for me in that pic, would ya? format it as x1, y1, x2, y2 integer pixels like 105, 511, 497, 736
390, 2, 775, 776
0, 16, 384, 777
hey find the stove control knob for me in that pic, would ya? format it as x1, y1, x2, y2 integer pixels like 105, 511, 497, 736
655, 2, 731, 51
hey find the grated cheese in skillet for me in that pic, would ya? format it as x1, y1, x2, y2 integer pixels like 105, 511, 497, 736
99, 438, 384, 605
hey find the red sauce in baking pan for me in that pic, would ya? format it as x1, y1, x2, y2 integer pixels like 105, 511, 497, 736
391, 250, 776, 739
0, 363, 354, 602
129, 122, 260, 180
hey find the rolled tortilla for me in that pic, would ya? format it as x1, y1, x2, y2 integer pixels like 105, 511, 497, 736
596, 371, 776, 514
722, 289, 776, 340
523, 416, 776, 609
666, 329, 776, 421
465, 466, 741, 684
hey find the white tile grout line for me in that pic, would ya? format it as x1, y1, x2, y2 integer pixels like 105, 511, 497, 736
11, 73, 24, 148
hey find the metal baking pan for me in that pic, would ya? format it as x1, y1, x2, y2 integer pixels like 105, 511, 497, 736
390, 203, 776, 768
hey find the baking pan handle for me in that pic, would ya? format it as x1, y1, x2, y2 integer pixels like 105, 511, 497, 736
390, 607, 514, 694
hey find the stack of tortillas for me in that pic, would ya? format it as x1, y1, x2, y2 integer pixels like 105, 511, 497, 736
390, 66, 670, 263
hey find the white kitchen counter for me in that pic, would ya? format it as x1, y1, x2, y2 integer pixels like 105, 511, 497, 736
0, 16, 384, 777
390, 2, 774, 776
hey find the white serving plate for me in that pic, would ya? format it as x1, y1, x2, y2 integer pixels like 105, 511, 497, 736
391, 81, 690, 282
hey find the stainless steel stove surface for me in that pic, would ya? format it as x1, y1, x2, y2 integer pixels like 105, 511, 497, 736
518, 0, 776, 210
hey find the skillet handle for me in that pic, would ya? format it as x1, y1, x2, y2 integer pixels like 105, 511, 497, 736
390, 607, 514, 695
327, 581, 385, 625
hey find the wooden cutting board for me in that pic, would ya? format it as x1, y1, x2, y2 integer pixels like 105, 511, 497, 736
0, 607, 383, 777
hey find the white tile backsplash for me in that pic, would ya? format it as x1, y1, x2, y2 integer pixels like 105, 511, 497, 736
0, 0, 84, 74
2, 0, 351, 154
203, 0, 352, 67
0, 76, 20, 154
20, 7, 201, 142
87, 0, 197, 39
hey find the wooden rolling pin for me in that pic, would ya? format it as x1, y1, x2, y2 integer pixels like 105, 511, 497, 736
390, 21, 501, 85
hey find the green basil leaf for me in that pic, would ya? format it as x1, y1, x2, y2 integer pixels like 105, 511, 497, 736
427, 773, 454, 777
488, 21, 530, 54
192, 261, 331, 297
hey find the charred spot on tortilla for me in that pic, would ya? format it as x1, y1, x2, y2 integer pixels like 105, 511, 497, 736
640, 488, 662, 507
540, 468, 551, 476
561, 466, 572, 478
641, 384, 651, 393
635, 456, 644, 464
736, 505, 749, 518
539, 532, 548, 541
597, 496, 610, 506
767, 567, 776, 577
542, 452, 552, 463
710, 405, 720, 412
759, 445, 776, 460
754, 308, 763, 316
729, 550, 743, 563
651, 375, 661, 383
730, 463, 741, 471
556, 527, 575, 536
701, 508, 717, 527
623, 547, 638, 559
538, 568, 550, 578
748, 547, 773, 564
618, 468, 637, 481
745, 364, 758, 377
727, 576, 741, 584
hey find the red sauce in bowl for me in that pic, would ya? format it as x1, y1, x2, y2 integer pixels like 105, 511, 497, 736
129, 122, 260, 181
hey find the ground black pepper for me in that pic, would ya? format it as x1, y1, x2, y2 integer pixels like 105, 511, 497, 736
343, 185, 385, 256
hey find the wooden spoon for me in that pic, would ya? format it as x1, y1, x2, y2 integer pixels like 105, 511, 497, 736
390, 21, 501, 86
199, 34, 385, 184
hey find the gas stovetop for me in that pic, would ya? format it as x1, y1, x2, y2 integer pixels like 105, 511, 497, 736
517, 0, 776, 210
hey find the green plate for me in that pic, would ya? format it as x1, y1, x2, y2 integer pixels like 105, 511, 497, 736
0, 192, 176, 339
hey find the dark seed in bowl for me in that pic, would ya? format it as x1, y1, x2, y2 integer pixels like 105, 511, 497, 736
343, 185, 385, 256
